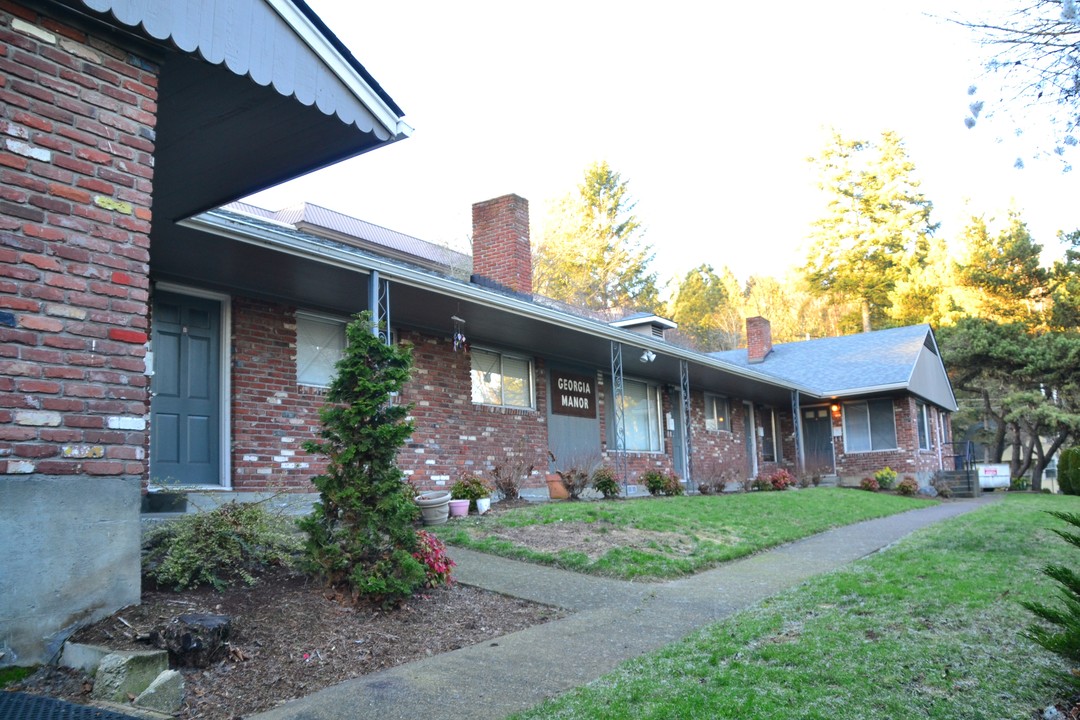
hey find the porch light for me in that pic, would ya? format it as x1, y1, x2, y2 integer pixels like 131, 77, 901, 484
640, 350, 656, 363
830, 403, 841, 416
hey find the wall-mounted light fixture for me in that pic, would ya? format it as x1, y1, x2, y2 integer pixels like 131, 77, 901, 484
640, 350, 656, 363
830, 403, 841, 418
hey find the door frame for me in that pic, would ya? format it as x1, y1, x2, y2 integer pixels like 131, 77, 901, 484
151, 282, 232, 490
742, 401, 758, 479
801, 404, 836, 475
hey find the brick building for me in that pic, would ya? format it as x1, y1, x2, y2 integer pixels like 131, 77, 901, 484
0, 0, 957, 667
0, 0, 410, 665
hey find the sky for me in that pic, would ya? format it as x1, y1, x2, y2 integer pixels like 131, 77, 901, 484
247, 0, 1079, 293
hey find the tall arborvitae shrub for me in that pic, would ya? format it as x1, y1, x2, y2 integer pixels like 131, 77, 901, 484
1024, 510, 1080, 666
1059, 447, 1080, 496
298, 312, 424, 607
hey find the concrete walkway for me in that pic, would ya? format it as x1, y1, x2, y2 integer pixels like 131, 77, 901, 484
251, 497, 995, 720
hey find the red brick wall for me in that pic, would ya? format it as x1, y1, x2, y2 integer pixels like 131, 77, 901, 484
398, 328, 549, 490
0, 4, 156, 478
834, 396, 948, 484
471, 194, 531, 295
230, 297, 326, 491
226, 302, 552, 493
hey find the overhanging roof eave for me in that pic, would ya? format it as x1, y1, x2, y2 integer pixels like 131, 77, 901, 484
183, 210, 813, 396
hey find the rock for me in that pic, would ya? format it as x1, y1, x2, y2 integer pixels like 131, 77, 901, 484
91, 649, 169, 702
134, 669, 185, 713
151, 613, 231, 668
1044, 706, 1065, 720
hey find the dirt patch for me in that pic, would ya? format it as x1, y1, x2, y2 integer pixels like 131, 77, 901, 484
10, 563, 563, 720
487, 521, 702, 560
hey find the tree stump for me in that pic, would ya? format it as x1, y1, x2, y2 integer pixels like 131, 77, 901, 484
151, 613, 231, 668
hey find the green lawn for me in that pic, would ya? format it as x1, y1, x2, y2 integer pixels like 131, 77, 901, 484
434, 488, 935, 580
511, 494, 1077, 719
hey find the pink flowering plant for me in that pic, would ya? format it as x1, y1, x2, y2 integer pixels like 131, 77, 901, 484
413, 530, 455, 588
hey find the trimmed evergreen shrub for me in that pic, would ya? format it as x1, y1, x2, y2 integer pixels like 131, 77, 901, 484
1059, 447, 1080, 496
298, 312, 426, 607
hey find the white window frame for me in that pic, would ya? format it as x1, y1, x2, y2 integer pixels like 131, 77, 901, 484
842, 398, 898, 452
704, 394, 732, 433
609, 377, 664, 453
916, 401, 930, 450
296, 311, 347, 388
470, 347, 535, 410
762, 407, 781, 463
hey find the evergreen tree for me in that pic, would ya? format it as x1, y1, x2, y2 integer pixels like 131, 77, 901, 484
669, 264, 730, 350
955, 211, 1049, 326
534, 161, 659, 312
298, 312, 425, 607
802, 130, 938, 332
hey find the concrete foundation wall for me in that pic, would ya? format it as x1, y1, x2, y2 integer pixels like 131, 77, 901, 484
0, 475, 141, 666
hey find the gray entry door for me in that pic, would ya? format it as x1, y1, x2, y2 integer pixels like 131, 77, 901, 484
151, 291, 221, 486
803, 407, 835, 475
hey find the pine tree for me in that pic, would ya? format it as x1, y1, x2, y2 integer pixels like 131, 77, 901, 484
534, 161, 659, 313
802, 130, 938, 332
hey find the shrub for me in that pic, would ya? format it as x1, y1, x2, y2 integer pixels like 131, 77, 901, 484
413, 530, 455, 588
143, 500, 301, 591
930, 471, 953, 498
1023, 511, 1080, 665
752, 470, 795, 492
1011, 476, 1031, 492
873, 466, 897, 490
697, 479, 725, 495
642, 470, 683, 496
1060, 447, 1080, 496
896, 476, 919, 496
299, 312, 426, 608
860, 477, 880, 492
550, 451, 600, 500
490, 443, 536, 501
663, 473, 685, 496
767, 469, 796, 491
591, 466, 621, 499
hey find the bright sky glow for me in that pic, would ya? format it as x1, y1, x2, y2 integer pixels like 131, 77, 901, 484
247, 0, 1079, 292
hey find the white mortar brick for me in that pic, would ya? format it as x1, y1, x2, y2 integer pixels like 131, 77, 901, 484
12, 18, 56, 43
107, 417, 146, 431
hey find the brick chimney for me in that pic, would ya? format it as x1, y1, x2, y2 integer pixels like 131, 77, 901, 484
471, 194, 531, 295
746, 316, 773, 364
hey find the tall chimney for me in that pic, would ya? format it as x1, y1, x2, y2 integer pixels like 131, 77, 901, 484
471, 194, 531, 295
746, 316, 773, 364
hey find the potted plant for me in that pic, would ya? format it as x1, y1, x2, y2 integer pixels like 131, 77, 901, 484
547, 451, 600, 500
450, 475, 491, 514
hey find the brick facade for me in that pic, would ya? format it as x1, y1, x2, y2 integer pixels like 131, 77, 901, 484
833, 396, 953, 485
219, 297, 815, 496
0, 4, 156, 480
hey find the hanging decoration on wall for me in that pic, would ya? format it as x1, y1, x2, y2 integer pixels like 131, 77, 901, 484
451, 315, 468, 353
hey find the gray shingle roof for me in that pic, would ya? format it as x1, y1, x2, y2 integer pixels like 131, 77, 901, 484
710, 324, 938, 397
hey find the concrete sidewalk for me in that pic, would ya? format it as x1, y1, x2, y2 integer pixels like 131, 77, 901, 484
251, 497, 995, 720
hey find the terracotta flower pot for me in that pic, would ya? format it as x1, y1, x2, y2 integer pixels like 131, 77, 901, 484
545, 474, 569, 500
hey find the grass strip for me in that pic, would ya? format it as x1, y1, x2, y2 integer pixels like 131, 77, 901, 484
435, 488, 935, 580
512, 494, 1076, 719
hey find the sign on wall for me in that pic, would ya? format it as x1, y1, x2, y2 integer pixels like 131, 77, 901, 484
551, 370, 596, 418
